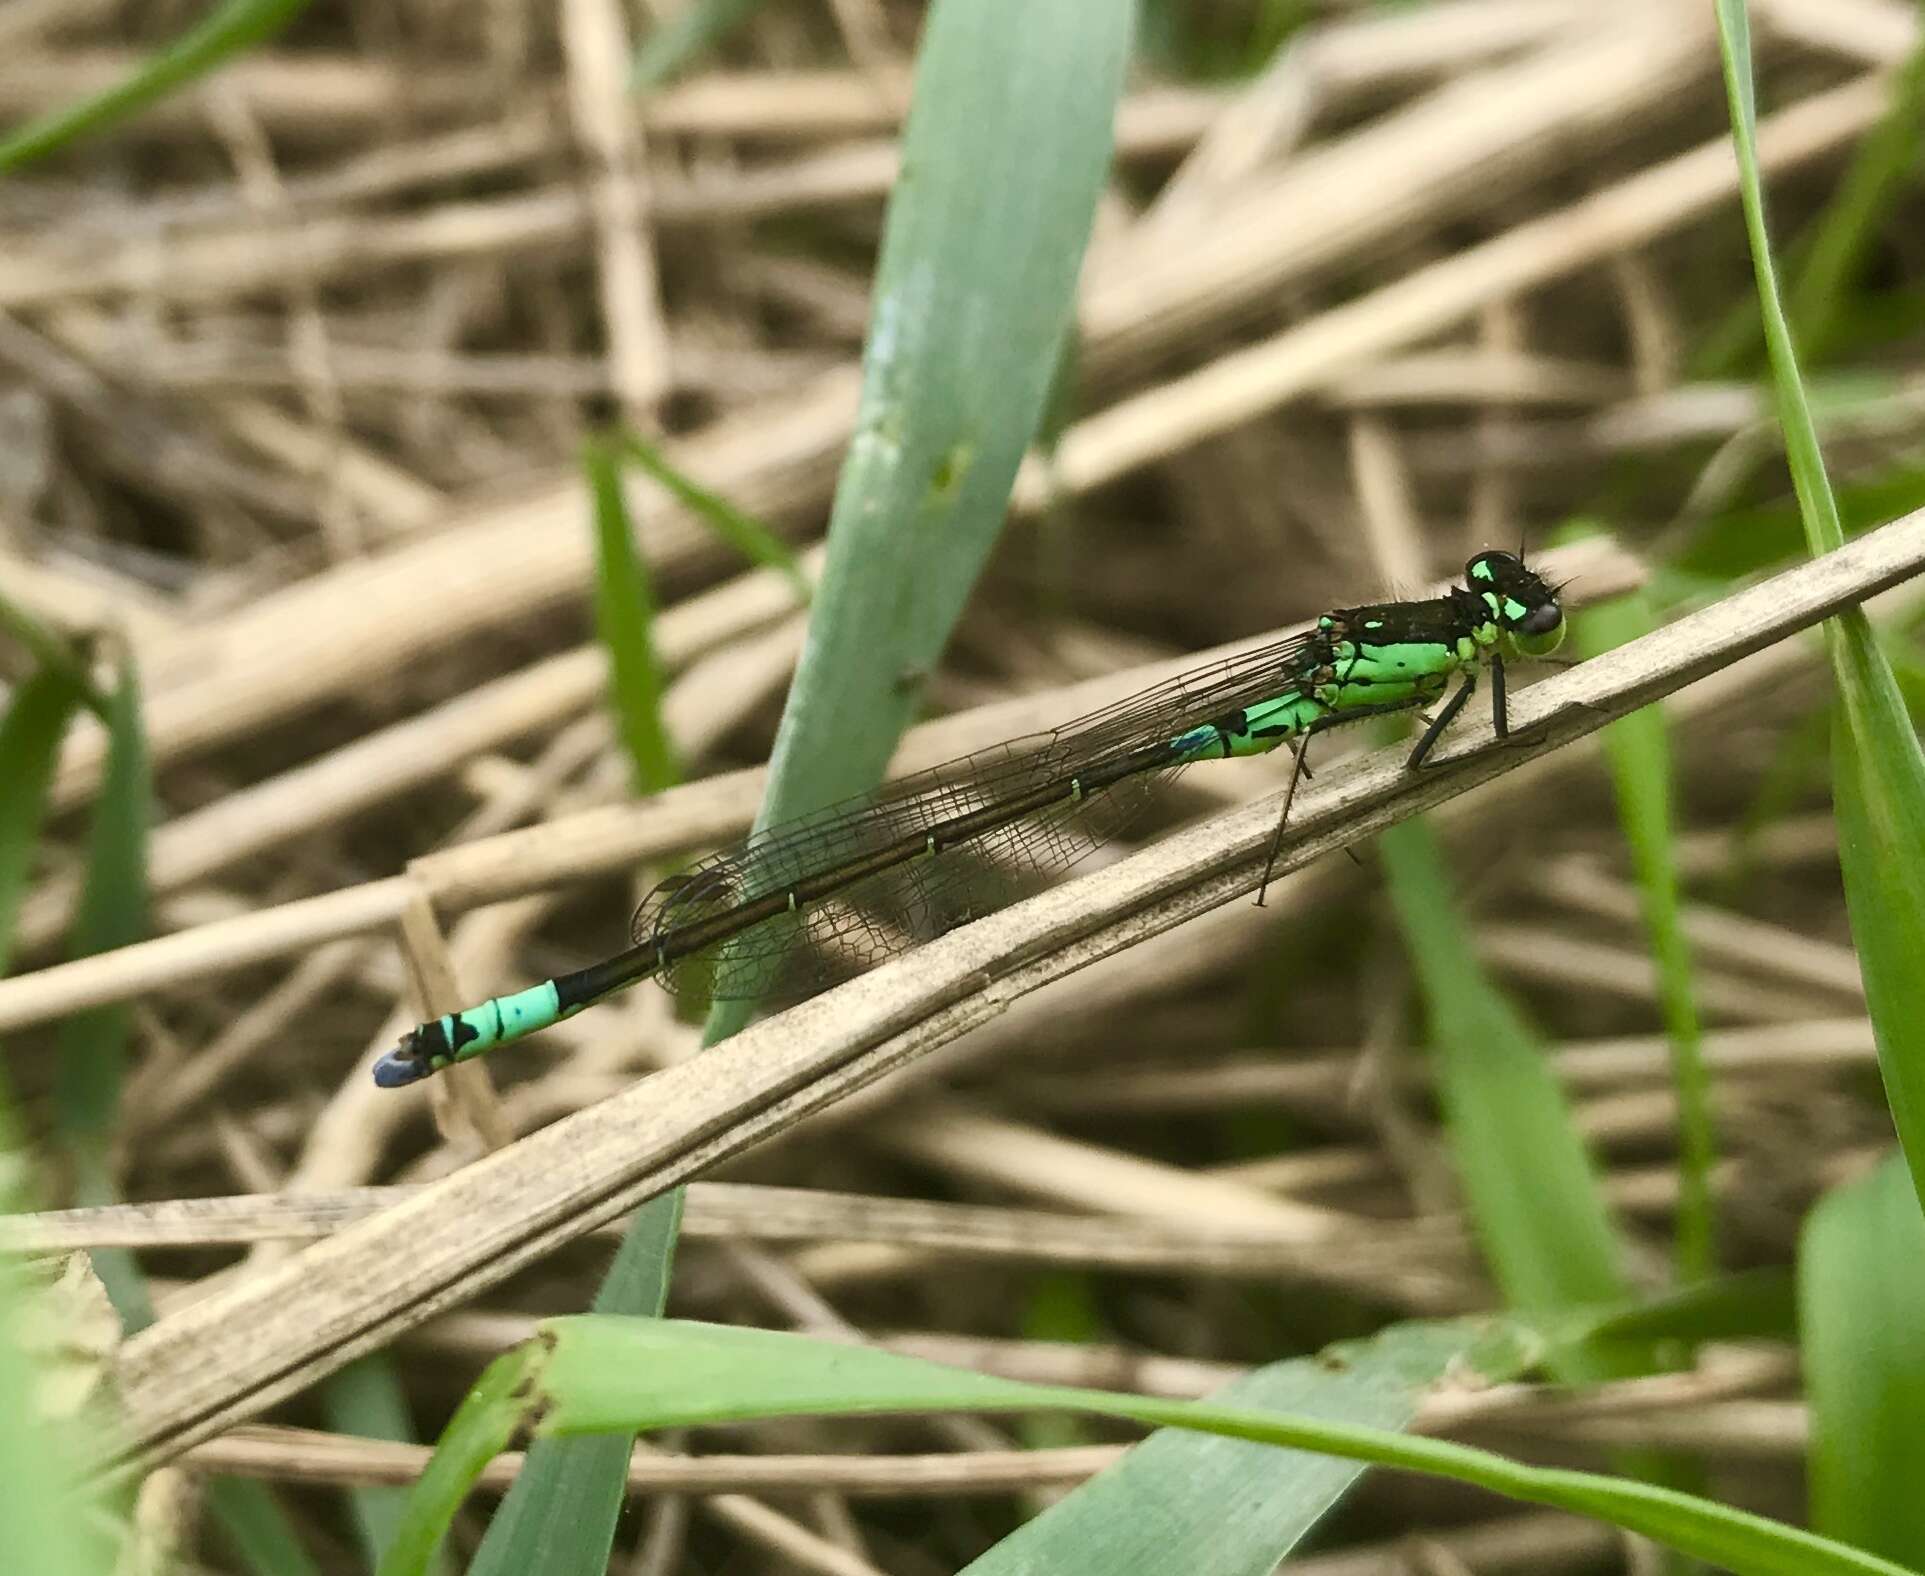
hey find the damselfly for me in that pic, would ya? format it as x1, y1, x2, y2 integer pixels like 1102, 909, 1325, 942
372, 551, 1566, 1087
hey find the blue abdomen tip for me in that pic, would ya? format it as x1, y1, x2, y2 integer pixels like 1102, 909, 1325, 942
372, 1048, 431, 1088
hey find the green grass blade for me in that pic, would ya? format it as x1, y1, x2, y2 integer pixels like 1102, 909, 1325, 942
377, 1339, 551, 1576
1832, 715, 1925, 1202
1716, 0, 1925, 1209
1699, 21, 1925, 375
207, 1479, 325, 1576
324, 1356, 446, 1574
0, 589, 105, 716
2, 655, 315, 1572
1591, 1269, 1795, 1348
464, 442, 696, 1576
1578, 581, 1715, 1283
0, 667, 85, 978
0, 0, 312, 174
585, 434, 679, 796
1786, 35, 1925, 365
629, 0, 769, 92
1378, 820, 1633, 1356
1801, 1154, 1925, 1567
1713, 0, 1840, 556
1016, 1270, 1101, 1452
50, 652, 150, 1325
1377, 821, 1697, 1502
465, 1195, 683, 1576
962, 1319, 1550, 1576
618, 431, 809, 603
703, 0, 1130, 1048
51, 653, 150, 1134
386, 1317, 1916, 1576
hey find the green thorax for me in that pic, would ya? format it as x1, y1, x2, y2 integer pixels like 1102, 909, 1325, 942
1180, 594, 1482, 762
1309, 589, 1492, 711
1169, 551, 1564, 764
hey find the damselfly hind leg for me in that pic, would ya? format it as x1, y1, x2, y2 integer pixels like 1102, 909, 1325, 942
1255, 735, 1314, 907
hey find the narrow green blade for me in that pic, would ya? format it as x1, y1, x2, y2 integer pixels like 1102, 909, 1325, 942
465, 1197, 683, 1576
1715, 0, 1925, 1211
586, 435, 679, 796
0, 667, 85, 978
208, 1478, 325, 1576
1380, 820, 1632, 1347
1578, 579, 1714, 1283
324, 1356, 447, 1574
1378, 819, 1694, 1493
630, 0, 769, 92
619, 431, 808, 603
0, 587, 104, 714
0, 0, 312, 173
51, 654, 151, 1327
1833, 698, 1925, 1206
1698, 14, 1925, 374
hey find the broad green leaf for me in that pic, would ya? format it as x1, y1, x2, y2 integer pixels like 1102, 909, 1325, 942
0, 1057, 116, 1573
703, 0, 1130, 1051
1802, 1155, 1925, 1566
0, 1260, 117, 1576
383, 1317, 1914, 1576
965, 1319, 1546, 1576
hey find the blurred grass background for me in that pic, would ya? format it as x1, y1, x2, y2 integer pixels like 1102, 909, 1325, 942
4, 0, 1925, 1572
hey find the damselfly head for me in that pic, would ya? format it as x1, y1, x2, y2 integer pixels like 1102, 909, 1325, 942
1463, 550, 1565, 658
